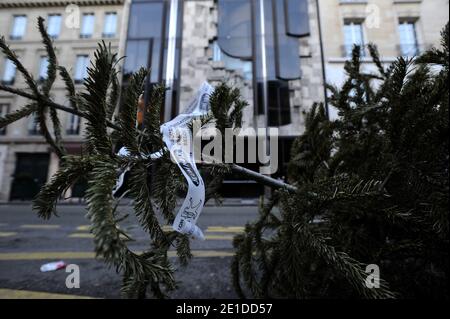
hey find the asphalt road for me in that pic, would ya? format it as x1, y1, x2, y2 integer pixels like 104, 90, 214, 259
0, 204, 258, 299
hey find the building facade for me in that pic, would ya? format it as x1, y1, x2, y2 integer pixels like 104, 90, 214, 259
0, 0, 126, 201
0, 0, 448, 201
320, 0, 449, 119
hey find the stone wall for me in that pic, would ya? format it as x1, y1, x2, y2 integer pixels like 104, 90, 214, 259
179, 0, 326, 137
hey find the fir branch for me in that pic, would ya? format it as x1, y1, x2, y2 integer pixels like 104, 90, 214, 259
294, 223, 396, 299
152, 161, 178, 223
85, 159, 175, 297
58, 66, 78, 110
0, 82, 86, 119
0, 36, 40, 97
175, 234, 193, 266
128, 162, 165, 241
33, 155, 93, 219
210, 83, 247, 134
367, 43, 387, 78
117, 68, 147, 156
416, 23, 449, 68
144, 84, 166, 151
0, 103, 36, 128
35, 103, 66, 159
37, 17, 57, 96
107, 70, 120, 119
81, 42, 115, 155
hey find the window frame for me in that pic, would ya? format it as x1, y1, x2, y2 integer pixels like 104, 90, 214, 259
398, 19, 420, 57
74, 55, 90, 84
102, 12, 117, 38
80, 13, 95, 39
38, 56, 49, 82
343, 20, 366, 57
2, 58, 17, 85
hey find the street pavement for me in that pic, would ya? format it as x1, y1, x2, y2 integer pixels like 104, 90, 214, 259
0, 204, 258, 299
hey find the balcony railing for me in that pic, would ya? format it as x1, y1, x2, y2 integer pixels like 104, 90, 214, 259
9, 35, 23, 40
102, 32, 116, 38
79, 33, 92, 39
397, 44, 423, 57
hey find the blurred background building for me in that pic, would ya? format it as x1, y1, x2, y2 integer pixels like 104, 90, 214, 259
0, 0, 448, 202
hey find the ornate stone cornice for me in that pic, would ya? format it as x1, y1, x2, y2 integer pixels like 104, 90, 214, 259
0, 0, 124, 8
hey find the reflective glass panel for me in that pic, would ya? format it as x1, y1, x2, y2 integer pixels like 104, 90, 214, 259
124, 40, 151, 77
128, 2, 164, 39
217, 0, 252, 59
285, 0, 310, 37
274, 0, 301, 80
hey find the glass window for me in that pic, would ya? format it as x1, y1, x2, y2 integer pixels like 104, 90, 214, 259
399, 21, 419, 56
274, 0, 301, 80
39, 56, 49, 81
74, 55, 89, 83
267, 80, 291, 126
0, 104, 9, 135
125, 2, 165, 84
10, 15, 27, 40
66, 114, 80, 135
217, 0, 252, 59
124, 40, 150, 78
103, 12, 117, 38
47, 14, 62, 39
124, 0, 183, 120
128, 2, 164, 38
2, 59, 16, 84
80, 13, 95, 38
343, 21, 365, 57
28, 113, 40, 135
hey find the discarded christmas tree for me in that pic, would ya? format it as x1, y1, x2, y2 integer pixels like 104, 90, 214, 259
232, 24, 449, 299
1, 17, 448, 299
0, 18, 246, 298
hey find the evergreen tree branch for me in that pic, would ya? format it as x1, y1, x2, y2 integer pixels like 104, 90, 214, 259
81, 42, 115, 155
86, 159, 175, 297
0, 103, 36, 128
33, 155, 93, 219
128, 162, 165, 241
117, 68, 147, 156
294, 223, 396, 299
58, 66, 78, 110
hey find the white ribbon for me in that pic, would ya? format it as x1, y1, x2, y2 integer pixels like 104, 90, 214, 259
114, 82, 214, 240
